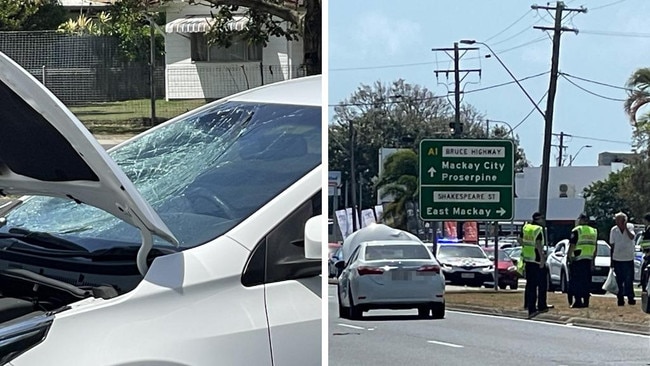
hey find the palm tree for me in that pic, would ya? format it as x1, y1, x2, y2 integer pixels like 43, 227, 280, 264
374, 149, 418, 230
624, 68, 650, 126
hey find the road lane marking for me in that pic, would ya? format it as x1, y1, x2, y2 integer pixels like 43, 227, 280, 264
337, 323, 365, 330
427, 340, 464, 348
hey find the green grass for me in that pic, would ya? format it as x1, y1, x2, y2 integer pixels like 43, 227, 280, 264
69, 99, 209, 134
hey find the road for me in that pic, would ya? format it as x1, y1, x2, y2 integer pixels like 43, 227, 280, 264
328, 285, 650, 366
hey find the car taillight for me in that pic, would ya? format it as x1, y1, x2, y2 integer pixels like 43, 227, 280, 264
357, 266, 384, 276
416, 265, 441, 273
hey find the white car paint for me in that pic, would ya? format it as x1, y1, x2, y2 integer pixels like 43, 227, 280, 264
337, 240, 445, 319
0, 50, 322, 366
341, 223, 421, 262
547, 239, 611, 291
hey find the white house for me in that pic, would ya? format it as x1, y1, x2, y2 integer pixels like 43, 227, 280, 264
162, 1, 305, 100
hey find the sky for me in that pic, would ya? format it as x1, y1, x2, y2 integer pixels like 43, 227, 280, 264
327, 0, 650, 167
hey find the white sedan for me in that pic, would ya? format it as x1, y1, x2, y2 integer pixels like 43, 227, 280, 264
337, 240, 445, 320
547, 239, 612, 293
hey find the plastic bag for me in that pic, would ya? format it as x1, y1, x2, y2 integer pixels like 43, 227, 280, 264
602, 268, 618, 294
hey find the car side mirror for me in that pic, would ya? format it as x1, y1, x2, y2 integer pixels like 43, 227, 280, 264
488, 255, 495, 261
303, 215, 321, 260
335, 260, 346, 269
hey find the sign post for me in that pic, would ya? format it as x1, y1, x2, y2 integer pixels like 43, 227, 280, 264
419, 139, 514, 222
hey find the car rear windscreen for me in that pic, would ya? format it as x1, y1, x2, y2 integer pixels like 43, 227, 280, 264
364, 244, 431, 260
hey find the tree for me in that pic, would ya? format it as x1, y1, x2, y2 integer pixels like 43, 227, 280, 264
58, 0, 165, 62
329, 79, 529, 213
583, 169, 634, 240
624, 68, 650, 150
374, 149, 418, 230
192, 0, 321, 75
0, 0, 66, 31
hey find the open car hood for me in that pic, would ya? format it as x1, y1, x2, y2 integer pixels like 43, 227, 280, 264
0, 52, 178, 256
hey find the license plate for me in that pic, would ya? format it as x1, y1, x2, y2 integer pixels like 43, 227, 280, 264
461, 273, 475, 279
392, 271, 409, 281
592, 276, 606, 282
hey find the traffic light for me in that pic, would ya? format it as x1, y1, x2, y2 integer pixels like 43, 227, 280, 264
449, 122, 463, 135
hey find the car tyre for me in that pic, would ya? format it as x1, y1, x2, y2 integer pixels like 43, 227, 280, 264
547, 272, 556, 292
348, 287, 362, 320
498, 283, 508, 290
417, 306, 430, 318
511, 281, 518, 290
337, 287, 349, 319
431, 301, 445, 319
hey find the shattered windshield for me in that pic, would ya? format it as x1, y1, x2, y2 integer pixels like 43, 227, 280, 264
0, 101, 321, 251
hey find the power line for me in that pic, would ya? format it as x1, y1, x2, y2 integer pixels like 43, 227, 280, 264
330, 37, 548, 72
560, 72, 633, 91
570, 134, 631, 145
579, 30, 650, 38
490, 20, 539, 46
560, 74, 627, 101
329, 71, 550, 107
511, 90, 549, 132
485, 9, 533, 43
590, 0, 628, 11
462, 71, 550, 95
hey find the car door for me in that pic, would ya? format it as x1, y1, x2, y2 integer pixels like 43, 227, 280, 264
338, 246, 361, 307
549, 242, 565, 282
241, 191, 322, 366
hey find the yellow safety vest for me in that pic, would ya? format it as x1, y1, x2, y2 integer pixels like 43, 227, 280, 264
572, 225, 597, 260
522, 223, 543, 263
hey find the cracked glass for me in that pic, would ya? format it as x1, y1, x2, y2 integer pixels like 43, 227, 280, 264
0, 101, 321, 251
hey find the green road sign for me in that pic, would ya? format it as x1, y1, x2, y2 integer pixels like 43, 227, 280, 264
419, 139, 514, 221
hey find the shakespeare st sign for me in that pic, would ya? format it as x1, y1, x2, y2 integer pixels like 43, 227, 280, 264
419, 139, 514, 221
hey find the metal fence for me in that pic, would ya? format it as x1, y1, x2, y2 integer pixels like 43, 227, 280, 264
0, 31, 306, 125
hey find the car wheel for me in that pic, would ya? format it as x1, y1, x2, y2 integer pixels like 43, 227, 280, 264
417, 306, 430, 318
511, 281, 518, 290
431, 301, 445, 319
560, 271, 568, 294
348, 287, 362, 320
337, 288, 349, 319
499, 283, 508, 290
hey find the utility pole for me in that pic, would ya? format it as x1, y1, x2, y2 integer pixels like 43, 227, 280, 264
552, 131, 571, 166
532, 1, 586, 216
432, 42, 481, 137
432, 43, 481, 240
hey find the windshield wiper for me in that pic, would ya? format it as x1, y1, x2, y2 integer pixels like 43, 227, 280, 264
0, 228, 89, 252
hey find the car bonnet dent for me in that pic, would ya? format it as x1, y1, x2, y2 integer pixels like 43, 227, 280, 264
0, 52, 178, 275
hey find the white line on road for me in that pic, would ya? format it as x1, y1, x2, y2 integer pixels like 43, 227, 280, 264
337, 323, 366, 330
427, 340, 464, 348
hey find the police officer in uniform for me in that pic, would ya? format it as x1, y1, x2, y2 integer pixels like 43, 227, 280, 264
567, 213, 598, 308
520, 212, 551, 318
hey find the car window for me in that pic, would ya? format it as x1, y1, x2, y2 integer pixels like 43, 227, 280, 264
597, 244, 611, 257
437, 245, 487, 259
348, 246, 361, 265
555, 243, 565, 253
1, 101, 321, 251
363, 244, 431, 260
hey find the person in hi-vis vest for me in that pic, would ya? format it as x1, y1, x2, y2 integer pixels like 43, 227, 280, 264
567, 213, 598, 308
519, 212, 552, 318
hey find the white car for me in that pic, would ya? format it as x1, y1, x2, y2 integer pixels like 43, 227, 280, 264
0, 52, 322, 365
547, 239, 611, 293
337, 240, 445, 320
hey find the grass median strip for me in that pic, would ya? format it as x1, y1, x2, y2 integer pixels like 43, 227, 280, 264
446, 291, 650, 326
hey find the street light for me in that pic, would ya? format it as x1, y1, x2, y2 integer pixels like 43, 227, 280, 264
485, 119, 515, 139
460, 40, 546, 119
568, 145, 592, 166
461, 39, 553, 219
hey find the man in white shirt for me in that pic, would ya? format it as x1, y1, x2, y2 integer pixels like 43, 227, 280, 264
609, 212, 637, 306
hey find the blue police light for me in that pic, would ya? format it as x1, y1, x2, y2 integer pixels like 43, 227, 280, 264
437, 238, 462, 244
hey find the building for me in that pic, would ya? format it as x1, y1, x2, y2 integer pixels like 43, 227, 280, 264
162, 1, 305, 100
